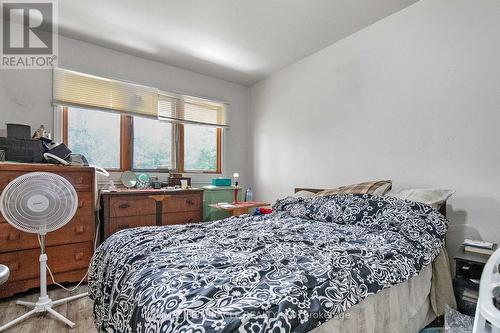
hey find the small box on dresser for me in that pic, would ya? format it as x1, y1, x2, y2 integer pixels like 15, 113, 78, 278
0, 163, 96, 298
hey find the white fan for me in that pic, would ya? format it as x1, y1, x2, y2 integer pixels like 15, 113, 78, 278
0, 172, 88, 331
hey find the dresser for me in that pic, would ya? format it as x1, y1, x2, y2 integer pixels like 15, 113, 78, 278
101, 189, 203, 239
0, 163, 96, 298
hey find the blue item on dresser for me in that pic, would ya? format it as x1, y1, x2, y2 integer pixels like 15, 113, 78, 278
211, 178, 232, 186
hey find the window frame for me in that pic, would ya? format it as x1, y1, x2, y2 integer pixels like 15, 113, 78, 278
62, 107, 222, 174
129, 116, 175, 173
178, 124, 222, 174
62, 106, 125, 172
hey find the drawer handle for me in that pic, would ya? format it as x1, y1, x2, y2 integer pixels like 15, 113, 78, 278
78, 200, 84, 208
8, 262, 20, 271
118, 224, 130, 229
74, 252, 84, 261
74, 226, 85, 234
7, 232, 21, 241
462, 265, 471, 271
186, 199, 195, 205
118, 203, 130, 209
75, 176, 84, 184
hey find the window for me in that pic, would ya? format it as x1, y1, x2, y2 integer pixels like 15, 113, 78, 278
65, 108, 121, 169
183, 124, 219, 172
133, 117, 173, 170
63, 108, 222, 173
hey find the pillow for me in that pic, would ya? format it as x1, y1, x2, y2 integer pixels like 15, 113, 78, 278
291, 190, 316, 199
389, 188, 455, 209
316, 180, 392, 196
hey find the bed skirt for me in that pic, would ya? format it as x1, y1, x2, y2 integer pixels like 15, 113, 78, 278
311, 249, 456, 333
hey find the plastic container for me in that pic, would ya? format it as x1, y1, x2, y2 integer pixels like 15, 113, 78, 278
245, 187, 253, 202
211, 178, 231, 186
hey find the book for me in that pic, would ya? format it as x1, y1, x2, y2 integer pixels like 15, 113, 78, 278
462, 295, 478, 303
462, 288, 479, 300
464, 243, 497, 256
463, 239, 494, 249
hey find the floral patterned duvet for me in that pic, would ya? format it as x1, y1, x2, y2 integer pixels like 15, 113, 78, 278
88, 194, 447, 333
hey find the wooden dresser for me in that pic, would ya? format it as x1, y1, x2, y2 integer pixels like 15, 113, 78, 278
0, 163, 96, 298
101, 189, 203, 239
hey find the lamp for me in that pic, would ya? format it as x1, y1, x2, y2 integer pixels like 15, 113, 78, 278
233, 173, 239, 203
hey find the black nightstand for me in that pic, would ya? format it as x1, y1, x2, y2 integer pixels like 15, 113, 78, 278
453, 246, 490, 316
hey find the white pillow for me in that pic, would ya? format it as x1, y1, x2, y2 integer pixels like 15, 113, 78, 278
390, 188, 455, 209
291, 190, 316, 199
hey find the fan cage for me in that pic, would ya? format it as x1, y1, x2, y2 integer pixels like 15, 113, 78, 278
0, 172, 78, 234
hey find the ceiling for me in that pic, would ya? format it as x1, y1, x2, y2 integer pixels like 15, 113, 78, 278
58, 0, 419, 86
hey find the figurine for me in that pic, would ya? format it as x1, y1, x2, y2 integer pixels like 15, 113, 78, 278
32, 125, 46, 139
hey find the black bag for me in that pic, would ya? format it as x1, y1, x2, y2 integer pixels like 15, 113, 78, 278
44, 143, 72, 160
0, 137, 46, 163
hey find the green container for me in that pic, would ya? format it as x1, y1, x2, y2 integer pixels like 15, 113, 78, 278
211, 178, 232, 186
203, 185, 244, 221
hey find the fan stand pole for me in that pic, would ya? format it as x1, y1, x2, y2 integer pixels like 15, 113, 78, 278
0, 234, 88, 332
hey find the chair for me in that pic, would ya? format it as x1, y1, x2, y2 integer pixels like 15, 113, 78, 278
472, 248, 500, 333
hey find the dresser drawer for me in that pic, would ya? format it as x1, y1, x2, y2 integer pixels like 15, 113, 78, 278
74, 191, 94, 217
163, 194, 202, 213
0, 171, 25, 190
0, 190, 93, 224
109, 196, 156, 218
59, 171, 94, 192
108, 214, 157, 235
0, 171, 93, 192
0, 242, 93, 282
0, 216, 94, 252
163, 211, 202, 225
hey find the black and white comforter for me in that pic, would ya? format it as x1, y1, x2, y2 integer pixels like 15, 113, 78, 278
88, 194, 447, 333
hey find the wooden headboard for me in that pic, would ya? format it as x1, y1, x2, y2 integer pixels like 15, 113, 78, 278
294, 187, 447, 217
294, 187, 324, 194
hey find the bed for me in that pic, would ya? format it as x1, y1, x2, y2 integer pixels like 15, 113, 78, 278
88, 192, 454, 333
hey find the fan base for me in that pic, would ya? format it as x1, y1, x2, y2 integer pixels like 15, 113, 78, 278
0, 292, 88, 332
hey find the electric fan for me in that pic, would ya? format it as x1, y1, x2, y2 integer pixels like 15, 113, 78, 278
0, 172, 88, 331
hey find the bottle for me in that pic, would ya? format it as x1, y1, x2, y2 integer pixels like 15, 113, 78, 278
108, 180, 117, 192
246, 187, 253, 202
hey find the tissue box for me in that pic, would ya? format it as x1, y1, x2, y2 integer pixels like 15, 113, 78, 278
211, 178, 231, 186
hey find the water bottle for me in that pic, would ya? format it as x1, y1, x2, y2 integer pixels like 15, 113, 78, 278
245, 187, 253, 202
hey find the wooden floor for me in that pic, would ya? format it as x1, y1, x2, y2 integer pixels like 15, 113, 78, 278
0, 285, 96, 333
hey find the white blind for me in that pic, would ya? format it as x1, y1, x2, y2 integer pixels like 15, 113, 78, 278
53, 68, 159, 118
159, 93, 227, 127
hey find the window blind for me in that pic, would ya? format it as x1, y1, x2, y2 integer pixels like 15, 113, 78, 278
53, 68, 159, 118
159, 93, 227, 127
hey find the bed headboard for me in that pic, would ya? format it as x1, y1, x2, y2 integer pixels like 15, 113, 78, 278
294, 187, 324, 194
294, 187, 447, 217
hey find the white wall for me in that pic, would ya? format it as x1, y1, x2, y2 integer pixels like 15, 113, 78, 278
250, 0, 500, 255
0, 36, 251, 187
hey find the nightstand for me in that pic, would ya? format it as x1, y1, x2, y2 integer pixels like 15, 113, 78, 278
203, 186, 244, 221
453, 246, 489, 316
208, 202, 270, 217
